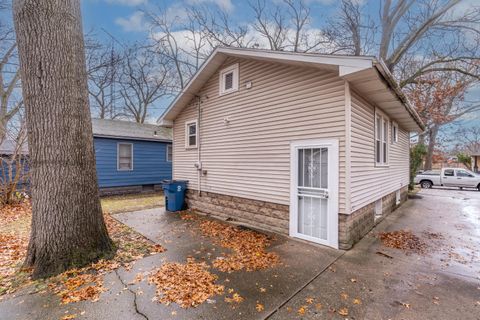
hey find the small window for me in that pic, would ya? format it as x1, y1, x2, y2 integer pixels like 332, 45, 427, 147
392, 122, 398, 143
375, 199, 383, 218
166, 145, 173, 162
118, 143, 133, 171
375, 111, 389, 166
219, 63, 239, 95
444, 169, 454, 177
457, 170, 474, 178
185, 120, 197, 148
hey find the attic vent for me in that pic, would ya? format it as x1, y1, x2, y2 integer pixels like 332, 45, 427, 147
224, 72, 233, 90
219, 63, 239, 95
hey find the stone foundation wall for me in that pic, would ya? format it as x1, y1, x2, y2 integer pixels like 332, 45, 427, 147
186, 186, 408, 250
339, 186, 408, 249
99, 184, 164, 197
185, 190, 289, 234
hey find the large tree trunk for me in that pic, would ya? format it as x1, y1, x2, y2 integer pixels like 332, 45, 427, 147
424, 126, 439, 171
13, 0, 114, 279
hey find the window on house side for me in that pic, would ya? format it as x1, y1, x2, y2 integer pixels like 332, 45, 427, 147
375, 112, 389, 166
219, 63, 239, 95
392, 122, 398, 143
185, 121, 197, 148
166, 145, 173, 162
118, 143, 133, 171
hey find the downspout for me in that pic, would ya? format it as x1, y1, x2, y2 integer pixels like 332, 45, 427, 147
196, 96, 201, 196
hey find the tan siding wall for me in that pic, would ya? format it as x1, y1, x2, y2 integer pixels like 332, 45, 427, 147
173, 57, 347, 212
350, 90, 409, 212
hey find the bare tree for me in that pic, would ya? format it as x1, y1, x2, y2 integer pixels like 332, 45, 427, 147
381, 0, 480, 84
248, 0, 328, 52
0, 2, 22, 142
452, 127, 480, 154
406, 72, 479, 170
86, 38, 123, 119
118, 45, 172, 123
13, 0, 113, 278
324, 0, 376, 55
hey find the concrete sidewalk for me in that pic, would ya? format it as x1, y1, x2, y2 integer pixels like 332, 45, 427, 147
1, 187, 478, 320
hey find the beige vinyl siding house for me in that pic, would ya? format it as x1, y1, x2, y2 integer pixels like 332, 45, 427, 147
160, 47, 424, 249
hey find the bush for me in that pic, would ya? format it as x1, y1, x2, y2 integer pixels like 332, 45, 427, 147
457, 153, 471, 168
409, 144, 427, 190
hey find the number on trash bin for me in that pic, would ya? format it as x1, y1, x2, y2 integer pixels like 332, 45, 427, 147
177, 186, 182, 192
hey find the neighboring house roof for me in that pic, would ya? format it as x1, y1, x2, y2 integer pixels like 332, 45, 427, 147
158, 47, 425, 132
92, 119, 172, 142
1, 120, 172, 155
0, 139, 29, 155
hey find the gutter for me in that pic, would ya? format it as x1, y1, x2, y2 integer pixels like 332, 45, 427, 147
373, 59, 426, 132
92, 134, 172, 143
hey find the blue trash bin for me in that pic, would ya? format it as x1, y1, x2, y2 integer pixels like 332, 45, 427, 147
162, 180, 188, 212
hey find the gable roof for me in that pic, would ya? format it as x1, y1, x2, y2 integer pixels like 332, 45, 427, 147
158, 47, 424, 132
92, 119, 172, 142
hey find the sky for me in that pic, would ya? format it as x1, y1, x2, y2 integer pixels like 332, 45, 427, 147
1, 0, 478, 135
80, 0, 480, 133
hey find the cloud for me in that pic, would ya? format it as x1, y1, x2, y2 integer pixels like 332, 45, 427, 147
186, 0, 234, 12
105, 0, 148, 6
115, 11, 146, 32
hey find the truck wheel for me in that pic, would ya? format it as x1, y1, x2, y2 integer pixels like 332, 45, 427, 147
420, 180, 433, 189
477, 184, 480, 191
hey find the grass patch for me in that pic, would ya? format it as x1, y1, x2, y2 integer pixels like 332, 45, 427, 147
100, 192, 164, 214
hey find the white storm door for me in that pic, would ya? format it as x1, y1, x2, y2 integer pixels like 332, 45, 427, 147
290, 140, 339, 249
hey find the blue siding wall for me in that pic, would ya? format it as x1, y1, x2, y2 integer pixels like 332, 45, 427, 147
94, 137, 172, 188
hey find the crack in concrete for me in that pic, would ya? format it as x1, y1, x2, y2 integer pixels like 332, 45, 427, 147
263, 251, 347, 320
114, 269, 149, 320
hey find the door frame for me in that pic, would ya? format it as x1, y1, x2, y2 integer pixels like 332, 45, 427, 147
289, 139, 339, 249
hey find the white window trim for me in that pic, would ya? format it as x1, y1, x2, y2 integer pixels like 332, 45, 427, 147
185, 120, 198, 149
219, 63, 239, 96
166, 144, 173, 162
117, 142, 133, 171
392, 121, 398, 143
375, 109, 389, 167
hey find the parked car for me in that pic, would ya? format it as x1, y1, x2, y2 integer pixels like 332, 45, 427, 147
414, 168, 480, 190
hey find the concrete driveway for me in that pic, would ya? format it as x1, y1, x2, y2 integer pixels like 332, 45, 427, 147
270, 187, 480, 319
1, 187, 479, 319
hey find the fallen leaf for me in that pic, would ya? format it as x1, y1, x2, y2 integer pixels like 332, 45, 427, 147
402, 302, 411, 309
148, 258, 224, 308
256, 303, 264, 312
338, 307, 349, 316
353, 298, 362, 305
340, 292, 348, 300
305, 297, 314, 304
297, 306, 307, 315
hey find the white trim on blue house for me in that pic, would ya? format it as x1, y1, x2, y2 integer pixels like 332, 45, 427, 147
117, 142, 134, 171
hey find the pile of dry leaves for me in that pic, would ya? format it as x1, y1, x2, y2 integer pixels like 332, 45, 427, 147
148, 258, 224, 308
199, 220, 280, 272
378, 230, 427, 254
0, 200, 165, 303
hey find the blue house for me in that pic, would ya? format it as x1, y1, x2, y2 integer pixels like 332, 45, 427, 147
0, 119, 172, 196
92, 119, 173, 195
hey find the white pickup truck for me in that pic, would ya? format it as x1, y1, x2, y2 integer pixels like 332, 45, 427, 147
414, 168, 480, 190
